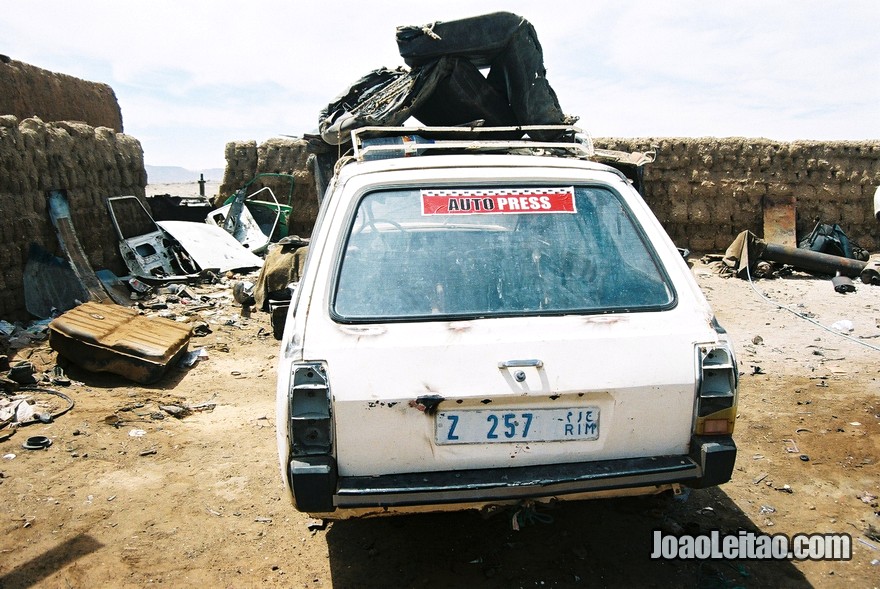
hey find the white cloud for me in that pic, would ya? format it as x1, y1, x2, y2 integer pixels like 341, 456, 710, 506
2, 0, 878, 168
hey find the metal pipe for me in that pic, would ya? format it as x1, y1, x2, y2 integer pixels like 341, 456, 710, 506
762, 242, 867, 278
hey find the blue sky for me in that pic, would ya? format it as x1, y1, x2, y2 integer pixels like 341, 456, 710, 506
3, 1, 879, 171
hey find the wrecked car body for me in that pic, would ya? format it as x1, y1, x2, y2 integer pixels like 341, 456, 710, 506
107, 195, 262, 280
157, 221, 263, 274
107, 195, 200, 279
206, 173, 295, 255
276, 125, 738, 519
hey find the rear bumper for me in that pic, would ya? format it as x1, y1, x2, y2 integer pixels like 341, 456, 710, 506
336, 455, 698, 508
289, 436, 736, 513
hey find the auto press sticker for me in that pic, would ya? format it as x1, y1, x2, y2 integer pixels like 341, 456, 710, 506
421, 187, 577, 215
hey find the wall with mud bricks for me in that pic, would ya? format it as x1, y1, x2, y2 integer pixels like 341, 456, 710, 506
0, 115, 146, 320
221, 137, 880, 255
0, 57, 123, 133
598, 137, 880, 253
1, 128, 878, 320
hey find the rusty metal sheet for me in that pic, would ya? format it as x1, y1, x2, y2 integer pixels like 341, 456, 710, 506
48, 301, 192, 384
23, 243, 90, 319
47, 190, 112, 304
762, 194, 797, 247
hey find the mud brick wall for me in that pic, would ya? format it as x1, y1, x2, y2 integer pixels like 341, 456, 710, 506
219, 137, 322, 238
223, 137, 880, 253
597, 138, 880, 252
0, 115, 146, 319
0, 57, 123, 133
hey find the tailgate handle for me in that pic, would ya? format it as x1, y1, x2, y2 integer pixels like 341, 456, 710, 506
498, 359, 544, 369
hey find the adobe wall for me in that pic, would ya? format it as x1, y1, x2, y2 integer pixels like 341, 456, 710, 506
0, 127, 877, 319
222, 136, 880, 254
0, 115, 146, 320
599, 137, 880, 252
0, 57, 123, 132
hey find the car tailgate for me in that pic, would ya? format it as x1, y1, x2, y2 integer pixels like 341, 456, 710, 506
304, 309, 718, 477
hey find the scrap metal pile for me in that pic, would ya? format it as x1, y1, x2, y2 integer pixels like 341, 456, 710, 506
6, 173, 307, 388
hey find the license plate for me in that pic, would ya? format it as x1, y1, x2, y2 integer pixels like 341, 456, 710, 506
435, 407, 600, 445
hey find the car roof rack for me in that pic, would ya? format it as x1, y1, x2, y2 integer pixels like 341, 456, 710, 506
349, 125, 656, 168
352, 125, 591, 160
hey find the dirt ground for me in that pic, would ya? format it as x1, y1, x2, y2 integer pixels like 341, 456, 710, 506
1, 233, 879, 587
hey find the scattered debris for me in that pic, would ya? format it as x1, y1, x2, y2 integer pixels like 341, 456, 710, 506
207, 174, 297, 255
510, 501, 554, 531
51, 366, 70, 386
832, 274, 856, 293
799, 222, 869, 261
858, 492, 878, 505
159, 404, 190, 418
831, 320, 855, 333
722, 230, 867, 279
0, 387, 75, 429
8, 361, 37, 385
21, 435, 52, 450
179, 348, 209, 368
857, 538, 879, 551
862, 259, 880, 285
305, 518, 326, 532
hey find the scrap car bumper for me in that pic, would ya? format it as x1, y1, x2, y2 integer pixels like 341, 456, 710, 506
289, 437, 736, 513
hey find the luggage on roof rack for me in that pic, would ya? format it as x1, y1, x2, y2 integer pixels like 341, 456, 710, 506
318, 12, 576, 145
396, 12, 574, 139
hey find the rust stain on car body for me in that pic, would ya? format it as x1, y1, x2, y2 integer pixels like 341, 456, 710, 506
409, 395, 444, 415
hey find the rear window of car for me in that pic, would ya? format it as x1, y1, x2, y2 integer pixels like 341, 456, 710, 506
332, 185, 674, 321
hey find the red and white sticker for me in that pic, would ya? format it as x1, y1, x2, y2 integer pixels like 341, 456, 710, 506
421, 187, 577, 215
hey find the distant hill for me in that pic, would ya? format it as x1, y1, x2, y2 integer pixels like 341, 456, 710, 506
145, 165, 224, 184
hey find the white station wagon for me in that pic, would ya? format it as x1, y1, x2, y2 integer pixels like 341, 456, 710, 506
276, 126, 738, 518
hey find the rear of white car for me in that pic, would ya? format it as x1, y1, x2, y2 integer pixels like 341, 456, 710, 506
277, 138, 737, 518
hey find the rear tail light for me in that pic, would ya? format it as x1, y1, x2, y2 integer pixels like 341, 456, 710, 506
289, 363, 332, 456
695, 345, 738, 435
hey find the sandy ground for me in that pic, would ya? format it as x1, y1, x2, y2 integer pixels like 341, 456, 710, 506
1, 254, 879, 588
